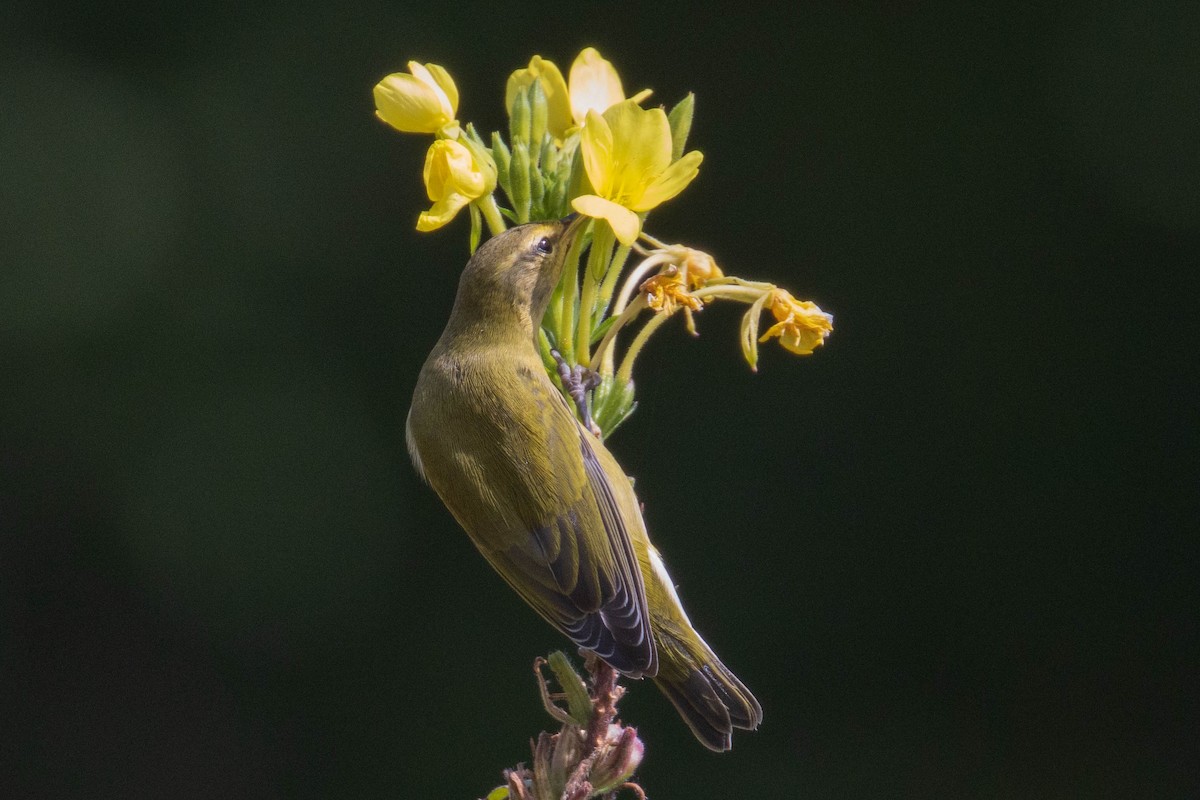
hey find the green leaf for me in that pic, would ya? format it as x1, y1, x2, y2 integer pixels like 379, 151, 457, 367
485, 787, 510, 800
590, 315, 617, 346
547, 651, 592, 726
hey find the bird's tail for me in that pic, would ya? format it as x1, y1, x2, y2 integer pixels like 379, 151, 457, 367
652, 624, 763, 751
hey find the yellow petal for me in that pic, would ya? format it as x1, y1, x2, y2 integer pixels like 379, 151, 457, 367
407, 61, 456, 119
374, 72, 450, 134
603, 101, 672, 196
423, 140, 488, 202
633, 150, 703, 211
417, 193, 470, 231
580, 110, 615, 197
422, 62, 458, 117
569, 47, 626, 125
572, 195, 641, 245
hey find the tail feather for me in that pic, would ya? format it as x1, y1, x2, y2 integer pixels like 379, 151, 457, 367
652, 632, 763, 752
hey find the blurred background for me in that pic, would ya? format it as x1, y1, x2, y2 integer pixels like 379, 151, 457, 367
3, 1, 1197, 797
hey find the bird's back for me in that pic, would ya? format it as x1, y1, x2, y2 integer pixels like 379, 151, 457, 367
407, 338, 658, 676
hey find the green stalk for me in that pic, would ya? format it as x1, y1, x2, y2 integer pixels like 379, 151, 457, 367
576, 223, 614, 366
555, 223, 588, 364
595, 243, 632, 320
477, 195, 507, 235
590, 295, 647, 375
616, 310, 675, 384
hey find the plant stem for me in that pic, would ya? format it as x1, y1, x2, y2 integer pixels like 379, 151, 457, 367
478, 195, 507, 235
595, 243, 632, 319
616, 309, 675, 384
555, 223, 587, 364
576, 222, 614, 367
590, 295, 648, 374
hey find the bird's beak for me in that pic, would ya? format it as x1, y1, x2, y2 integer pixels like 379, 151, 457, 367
561, 212, 588, 243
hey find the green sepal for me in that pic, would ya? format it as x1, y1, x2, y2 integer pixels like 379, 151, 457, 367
509, 85, 531, 145
485, 787, 509, 800
491, 131, 512, 196
591, 376, 637, 439
566, 137, 590, 202
540, 134, 559, 174
667, 92, 695, 162
499, 206, 518, 223
529, 162, 545, 217
463, 121, 487, 149
527, 79, 548, 161
510, 139, 532, 223
546, 651, 592, 726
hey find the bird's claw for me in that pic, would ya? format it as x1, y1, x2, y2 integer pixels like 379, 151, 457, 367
551, 349, 603, 437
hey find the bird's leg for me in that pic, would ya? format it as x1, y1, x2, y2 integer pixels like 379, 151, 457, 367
551, 349, 603, 437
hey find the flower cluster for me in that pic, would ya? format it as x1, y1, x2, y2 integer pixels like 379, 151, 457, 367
374, 48, 833, 436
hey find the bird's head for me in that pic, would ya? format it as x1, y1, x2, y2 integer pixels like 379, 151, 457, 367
451, 214, 588, 340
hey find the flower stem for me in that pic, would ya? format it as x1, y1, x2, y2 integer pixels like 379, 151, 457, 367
478, 194, 507, 235
576, 222, 614, 367
595, 243, 632, 319
555, 223, 587, 364
613, 253, 673, 316
590, 295, 648, 374
616, 308, 675, 384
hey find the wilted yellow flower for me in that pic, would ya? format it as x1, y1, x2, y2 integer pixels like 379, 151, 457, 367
417, 139, 495, 231
571, 100, 703, 246
641, 268, 703, 314
374, 61, 459, 136
680, 248, 723, 290
758, 288, 833, 354
506, 56, 572, 141
568, 47, 651, 127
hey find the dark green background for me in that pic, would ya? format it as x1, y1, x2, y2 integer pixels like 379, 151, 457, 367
3, 2, 1196, 797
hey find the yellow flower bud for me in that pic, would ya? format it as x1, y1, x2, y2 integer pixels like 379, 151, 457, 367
505, 56, 571, 141
374, 61, 459, 136
417, 139, 495, 232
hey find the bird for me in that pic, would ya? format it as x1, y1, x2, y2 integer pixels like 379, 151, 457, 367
405, 215, 762, 750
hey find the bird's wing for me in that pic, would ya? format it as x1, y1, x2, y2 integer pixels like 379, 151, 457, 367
485, 386, 657, 678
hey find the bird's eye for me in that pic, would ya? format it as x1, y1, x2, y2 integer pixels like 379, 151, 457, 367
535, 237, 553, 255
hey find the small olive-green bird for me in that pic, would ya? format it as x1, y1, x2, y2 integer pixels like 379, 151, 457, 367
406, 216, 762, 750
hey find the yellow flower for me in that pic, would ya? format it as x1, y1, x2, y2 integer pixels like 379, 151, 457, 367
374, 61, 459, 136
571, 100, 703, 246
568, 47, 652, 127
758, 288, 834, 355
417, 139, 495, 231
505, 56, 572, 141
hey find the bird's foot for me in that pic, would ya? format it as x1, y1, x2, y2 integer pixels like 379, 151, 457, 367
551, 349, 603, 437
